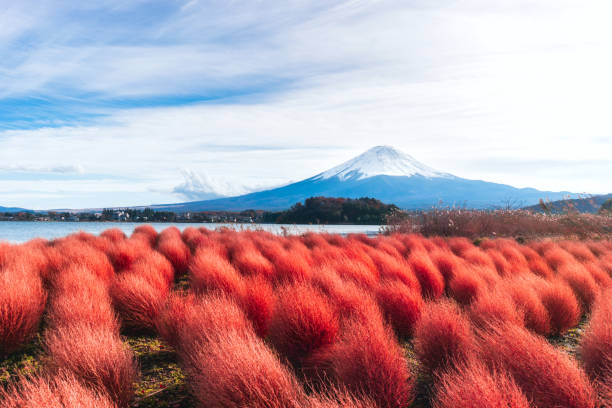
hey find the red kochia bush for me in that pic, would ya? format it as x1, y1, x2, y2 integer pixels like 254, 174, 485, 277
182, 328, 308, 408
413, 300, 476, 374
468, 287, 524, 330
240, 275, 276, 338
131, 224, 158, 246
106, 238, 151, 271
48, 239, 115, 283
100, 228, 127, 243
230, 241, 276, 279
0, 372, 118, 408
365, 249, 418, 291
485, 248, 513, 276
128, 251, 175, 291
432, 360, 530, 408
309, 388, 377, 408
110, 272, 167, 330
428, 249, 462, 283
189, 247, 245, 298
257, 238, 312, 283
561, 241, 597, 263
447, 265, 485, 306
44, 323, 138, 407
268, 283, 339, 367
48, 266, 118, 331
408, 250, 445, 299
580, 289, 612, 379
156, 227, 190, 276
543, 245, 577, 271
534, 278, 582, 335
0, 267, 47, 356
311, 317, 415, 408
375, 280, 423, 338
498, 277, 551, 336
156, 293, 251, 351
557, 264, 600, 312
478, 323, 598, 408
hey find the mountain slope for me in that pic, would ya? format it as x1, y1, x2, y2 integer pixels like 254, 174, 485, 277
524, 193, 612, 214
151, 146, 575, 212
0, 205, 31, 213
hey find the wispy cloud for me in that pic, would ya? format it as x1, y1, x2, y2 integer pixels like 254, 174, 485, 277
1, 0, 611, 208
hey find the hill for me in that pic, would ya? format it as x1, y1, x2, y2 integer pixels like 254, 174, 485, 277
149, 146, 574, 212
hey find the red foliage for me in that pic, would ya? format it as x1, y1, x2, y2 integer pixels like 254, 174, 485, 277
468, 287, 524, 330
557, 264, 600, 312
189, 247, 245, 298
230, 242, 276, 279
366, 249, 419, 291
309, 318, 415, 408
268, 283, 339, 367
0, 372, 117, 408
580, 289, 612, 380
47, 266, 118, 331
156, 293, 251, 351
485, 248, 513, 276
48, 238, 115, 283
432, 360, 530, 408
131, 224, 158, 246
240, 275, 276, 337
156, 227, 191, 276
181, 227, 203, 252
448, 237, 474, 256
110, 272, 167, 330
428, 249, 462, 283
127, 251, 175, 291
258, 238, 312, 283
107, 238, 150, 271
561, 241, 598, 263
478, 323, 598, 408
447, 266, 485, 306
543, 245, 576, 271
534, 278, 581, 335
44, 323, 138, 407
408, 250, 445, 299
0, 266, 47, 356
462, 248, 496, 271
584, 261, 612, 288
182, 328, 308, 408
100, 228, 127, 243
309, 388, 377, 408
375, 280, 423, 338
498, 277, 551, 336
311, 266, 381, 325
413, 300, 476, 374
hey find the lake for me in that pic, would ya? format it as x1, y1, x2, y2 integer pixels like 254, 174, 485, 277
0, 221, 382, 243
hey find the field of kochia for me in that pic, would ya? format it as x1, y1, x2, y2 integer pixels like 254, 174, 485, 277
1, 226, 612, 408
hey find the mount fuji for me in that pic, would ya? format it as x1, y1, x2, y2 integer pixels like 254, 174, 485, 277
152, 146, 573, 212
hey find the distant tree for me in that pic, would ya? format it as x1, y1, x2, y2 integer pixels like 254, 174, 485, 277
601, 199, 612, 214
265, 196, 402, 225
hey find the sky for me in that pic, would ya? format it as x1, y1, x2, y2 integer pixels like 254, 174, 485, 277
0, 0, 611, 210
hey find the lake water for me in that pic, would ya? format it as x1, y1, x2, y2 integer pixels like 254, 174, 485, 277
0, 221, 382, 243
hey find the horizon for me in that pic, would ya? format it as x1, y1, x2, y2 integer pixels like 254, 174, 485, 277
1, 1, 611, 210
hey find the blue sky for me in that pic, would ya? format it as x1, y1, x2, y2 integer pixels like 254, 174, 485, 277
1, 0, 611, 209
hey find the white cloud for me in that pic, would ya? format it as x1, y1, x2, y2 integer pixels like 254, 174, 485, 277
172, 169, 285, 200
1, 1, 611, 208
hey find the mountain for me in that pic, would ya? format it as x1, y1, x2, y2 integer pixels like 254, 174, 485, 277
149, 146, 575, 212
0, 205, 32, 213
524, 193, 612, 214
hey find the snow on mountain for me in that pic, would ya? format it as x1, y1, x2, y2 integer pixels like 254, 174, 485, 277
148, 146, 574, 212
315, 146, 451, 180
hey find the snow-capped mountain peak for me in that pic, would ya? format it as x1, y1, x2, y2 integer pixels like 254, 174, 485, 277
315, 146, 450, 181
